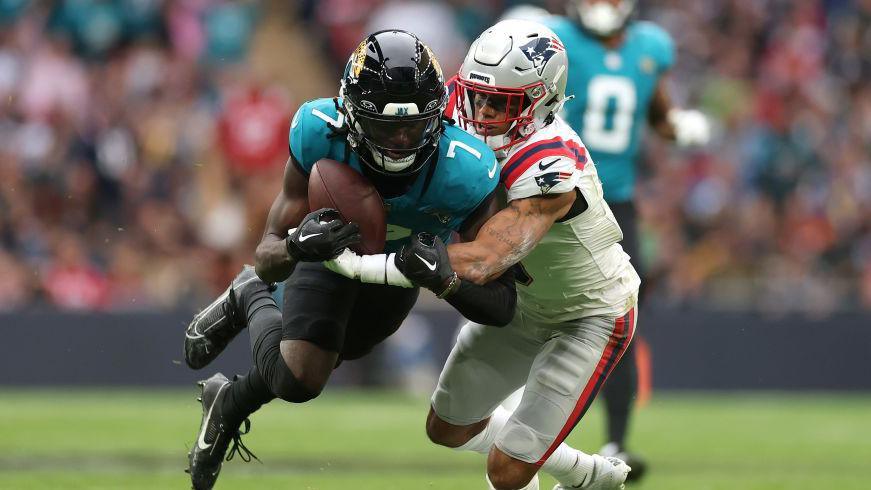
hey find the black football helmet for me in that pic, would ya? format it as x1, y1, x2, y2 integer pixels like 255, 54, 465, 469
340, 30, 447, 176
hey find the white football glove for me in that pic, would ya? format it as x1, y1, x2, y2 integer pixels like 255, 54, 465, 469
324, 249, 414, 288
668, 108, 710, 147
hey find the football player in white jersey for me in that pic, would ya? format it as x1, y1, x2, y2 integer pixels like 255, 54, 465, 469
327, 20, 638, 490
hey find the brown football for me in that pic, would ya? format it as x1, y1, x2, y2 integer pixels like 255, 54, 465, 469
308, 159, 386, 254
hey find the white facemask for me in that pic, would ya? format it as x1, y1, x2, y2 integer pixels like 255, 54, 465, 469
577, 1, 631, 36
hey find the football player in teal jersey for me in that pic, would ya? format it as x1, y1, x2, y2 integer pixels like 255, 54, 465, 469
545, 0, 710, 481
181, 30, 518, 490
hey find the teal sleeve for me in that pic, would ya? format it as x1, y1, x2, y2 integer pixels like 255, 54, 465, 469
651, 24, 675, 73
288, 103, 312, 174
288, 100, 337, 174
464, 146, 500, 217
543, 16, 572, 43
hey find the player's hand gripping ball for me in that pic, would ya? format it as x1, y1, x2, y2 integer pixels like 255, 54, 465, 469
396, 233, 457, 295
286, 209, 361, 262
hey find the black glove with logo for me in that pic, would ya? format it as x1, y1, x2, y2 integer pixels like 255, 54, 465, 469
286, 208, 361, 262
396, 233, 458, 296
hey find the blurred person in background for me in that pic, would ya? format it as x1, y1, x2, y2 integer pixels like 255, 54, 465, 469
365, 0, 470, 74
541, 0, 710, 480
0, 1, 265, 311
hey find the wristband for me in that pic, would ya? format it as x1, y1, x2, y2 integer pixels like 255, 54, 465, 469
359, 253, 413, 288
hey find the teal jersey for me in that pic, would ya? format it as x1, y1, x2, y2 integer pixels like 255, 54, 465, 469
545, 18, 675, 203
289, 97, 498, 253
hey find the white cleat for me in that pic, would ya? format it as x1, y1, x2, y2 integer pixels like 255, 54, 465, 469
552, 454, 630, 490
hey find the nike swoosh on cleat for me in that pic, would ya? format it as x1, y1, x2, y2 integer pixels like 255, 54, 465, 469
194, 288, 231, 322
298, 232, 322, 242
539, 158, 559, 171
196, 382, 229, 451
201, 315, 226, 334
414, 253, 438, 271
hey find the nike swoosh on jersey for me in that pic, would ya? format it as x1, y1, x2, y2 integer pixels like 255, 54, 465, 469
298, 232, 322, 242
414, 253, 438, 271
488, 160, 498, 179
539, 158, 559, 171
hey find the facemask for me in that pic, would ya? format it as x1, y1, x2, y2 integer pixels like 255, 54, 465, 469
366, 142, 418, 172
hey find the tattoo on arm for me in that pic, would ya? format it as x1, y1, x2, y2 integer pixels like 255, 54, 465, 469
448, 192, 574, 285
458, 190, 501, 243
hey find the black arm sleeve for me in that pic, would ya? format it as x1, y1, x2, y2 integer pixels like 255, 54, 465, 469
445, 266, 517, 327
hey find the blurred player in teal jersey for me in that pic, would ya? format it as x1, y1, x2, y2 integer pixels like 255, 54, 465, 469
544, 0, 710, 481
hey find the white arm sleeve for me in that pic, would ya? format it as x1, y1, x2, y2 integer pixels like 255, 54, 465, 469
324, 249, 413, 288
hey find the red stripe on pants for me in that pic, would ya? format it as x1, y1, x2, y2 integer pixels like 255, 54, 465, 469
536, 308, 636, 465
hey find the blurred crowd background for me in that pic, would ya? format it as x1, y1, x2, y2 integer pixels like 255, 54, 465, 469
0, 0, 868, 315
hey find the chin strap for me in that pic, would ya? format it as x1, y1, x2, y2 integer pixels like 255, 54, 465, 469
324, 249, 414, 288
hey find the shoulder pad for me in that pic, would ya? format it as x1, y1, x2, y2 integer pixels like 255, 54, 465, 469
633, 21, 675, 72
437, 126, 499, 210
289, 98, 346, 173
506, 155, 581, 201
501, 136, 588, 189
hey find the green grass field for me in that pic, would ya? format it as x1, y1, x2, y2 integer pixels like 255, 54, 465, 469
1, 389, 869, 489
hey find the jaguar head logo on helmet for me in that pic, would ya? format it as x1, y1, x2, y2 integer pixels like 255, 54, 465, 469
454, 19, 570, 156
340, 30, 447, 176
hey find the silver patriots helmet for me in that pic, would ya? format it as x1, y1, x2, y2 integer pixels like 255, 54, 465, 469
455, 19, 569, 153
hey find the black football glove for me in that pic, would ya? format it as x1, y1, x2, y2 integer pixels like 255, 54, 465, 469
396, 233, 457, 296
286, 208, 361, 262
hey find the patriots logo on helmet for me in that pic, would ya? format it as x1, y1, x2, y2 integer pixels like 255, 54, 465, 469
518, 37, 565, 75
534, 171, 572, 194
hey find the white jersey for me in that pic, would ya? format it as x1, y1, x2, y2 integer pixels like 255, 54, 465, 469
498, 116, 639, 323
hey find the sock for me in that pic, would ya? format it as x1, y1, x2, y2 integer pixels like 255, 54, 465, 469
222, 366, 276, 425
221, 282, 282, 425
541, 444, 595, 488
456, 406, 511, 455
602, 341, 637, 447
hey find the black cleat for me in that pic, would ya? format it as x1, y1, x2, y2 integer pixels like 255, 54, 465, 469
187, 373, 258, 490
621, 451, 647, 482
185, 265, 265, 370
600, 442, 648, 482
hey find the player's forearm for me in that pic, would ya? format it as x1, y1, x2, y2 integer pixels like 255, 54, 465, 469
649, 76, 676, 141
254, 234, 297, 284
448, 242, 520, 286
445, 267, 517, 326
448, 203, 548, 285
652, 116, 676, 140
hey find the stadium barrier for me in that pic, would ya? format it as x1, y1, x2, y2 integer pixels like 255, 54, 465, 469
1, 308, 868, 390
